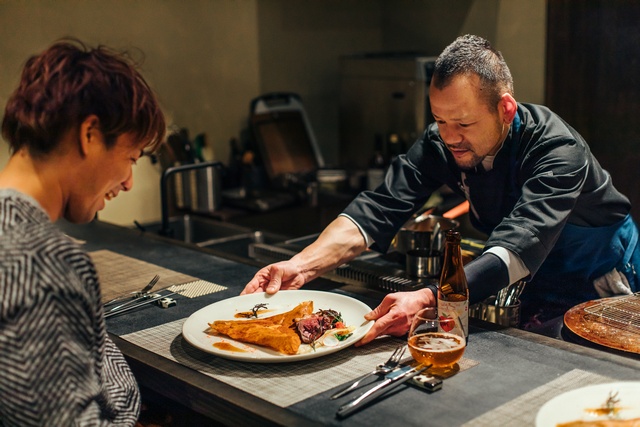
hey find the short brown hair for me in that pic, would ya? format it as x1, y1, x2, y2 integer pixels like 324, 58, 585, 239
2, 38, 166, 156
432, 34, 514, 112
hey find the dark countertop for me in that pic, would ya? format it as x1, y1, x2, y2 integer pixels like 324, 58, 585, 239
57, 218, 640, 426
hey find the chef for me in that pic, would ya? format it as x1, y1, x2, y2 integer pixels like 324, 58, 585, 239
242, 34, 639, 344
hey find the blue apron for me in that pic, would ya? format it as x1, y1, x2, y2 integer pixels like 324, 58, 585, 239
531, 215, 640, 307
491, 114, 639, 317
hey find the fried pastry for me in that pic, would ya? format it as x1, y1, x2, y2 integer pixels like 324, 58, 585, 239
557, 419, 640, 426
209, 301, 313, 355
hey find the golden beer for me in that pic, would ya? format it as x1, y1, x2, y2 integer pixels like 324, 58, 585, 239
408, 332, 465, 368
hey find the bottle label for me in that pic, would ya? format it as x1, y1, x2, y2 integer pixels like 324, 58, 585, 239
437, 299, 469, 338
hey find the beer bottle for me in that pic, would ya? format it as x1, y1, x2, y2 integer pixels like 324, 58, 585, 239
437, 229, 469, 341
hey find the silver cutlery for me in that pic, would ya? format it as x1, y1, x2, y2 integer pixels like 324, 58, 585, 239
331, 345, 406, 399
336, 364, 430, 418
104, 286, 185, 318
139, 274, 161, 294
495, 280, 526, 306
104, 274, 160, 307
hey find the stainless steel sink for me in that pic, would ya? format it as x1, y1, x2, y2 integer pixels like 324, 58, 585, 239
139, 214, 288, 259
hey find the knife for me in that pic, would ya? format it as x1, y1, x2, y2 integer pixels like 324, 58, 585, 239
104, 287, 186, 318
336, 364, 430, 419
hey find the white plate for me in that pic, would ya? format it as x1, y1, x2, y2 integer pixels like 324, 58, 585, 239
536, 382, 640, 427
181, 290, 374, 363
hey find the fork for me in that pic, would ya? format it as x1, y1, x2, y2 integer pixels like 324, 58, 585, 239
330, 345, 406, 399
103, 275, 160, 308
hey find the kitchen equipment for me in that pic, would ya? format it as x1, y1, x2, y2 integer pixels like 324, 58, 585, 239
496, 281, 527, 307
391, 215, 459, 255
190, 166, 222, 213
406, 249, 440, 278
564, 297, 640, 354
583, 293, 640, 334
159, 162, 224, 236
429, 222, 441, 252
405, 221, 442, 277
249, 92, 324, 188
443, 200, 470, 219
469, 296, 521, 327
339, 53, 437, 170
331, 345, 406, 399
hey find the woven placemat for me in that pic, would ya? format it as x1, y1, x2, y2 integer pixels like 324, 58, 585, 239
89, 249, 226, 302
121, 318, 477, 408
167, 280, 227, 299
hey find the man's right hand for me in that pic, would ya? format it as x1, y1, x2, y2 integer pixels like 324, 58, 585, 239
240, 260, 307, 295
241, 216, 367, 296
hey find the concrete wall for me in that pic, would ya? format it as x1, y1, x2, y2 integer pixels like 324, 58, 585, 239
0, 0, 546, 226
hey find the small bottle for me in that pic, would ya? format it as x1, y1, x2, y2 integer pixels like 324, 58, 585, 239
437, 229, 469, 342
367, 134, 386, 190
386, 132, 405, 163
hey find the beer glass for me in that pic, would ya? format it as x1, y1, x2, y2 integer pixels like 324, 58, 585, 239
408, 307, 466, 375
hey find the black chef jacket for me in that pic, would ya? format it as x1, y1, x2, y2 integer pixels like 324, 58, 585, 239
342, 103, 637, 310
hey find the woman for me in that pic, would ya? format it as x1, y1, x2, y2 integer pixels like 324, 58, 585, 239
0, 39, 165, 426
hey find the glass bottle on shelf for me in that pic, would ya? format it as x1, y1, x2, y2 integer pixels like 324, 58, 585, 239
437, 229, 469, 342
367, 134, 386, 190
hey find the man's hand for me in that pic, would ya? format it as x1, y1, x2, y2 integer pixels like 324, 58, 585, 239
356, 288, 436, 346
241, 261, 306, 295
241, 216, 367, 295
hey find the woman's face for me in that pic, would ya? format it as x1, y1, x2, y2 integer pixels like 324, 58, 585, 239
65, 131, 144, 224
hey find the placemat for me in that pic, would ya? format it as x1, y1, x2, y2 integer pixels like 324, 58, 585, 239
461, 369, 615, 427
121, 318, 477, 408
166, 280, 228, 299
89, 249, 210, 302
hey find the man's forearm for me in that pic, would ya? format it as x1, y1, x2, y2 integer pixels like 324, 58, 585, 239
290, 216, 368, 283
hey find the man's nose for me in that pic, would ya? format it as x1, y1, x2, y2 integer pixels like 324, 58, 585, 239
122, 171, 134, 192
440, 126, 462, 144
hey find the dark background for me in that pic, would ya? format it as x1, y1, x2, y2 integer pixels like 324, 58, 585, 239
546, 0, 640, 216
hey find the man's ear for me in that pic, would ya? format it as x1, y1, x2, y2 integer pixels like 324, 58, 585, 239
500, 93, 517, 124
78, 115, 100, 157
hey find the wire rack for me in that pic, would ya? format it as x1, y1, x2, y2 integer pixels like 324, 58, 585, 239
249, 243, 426, 292
584, 293, 640, 334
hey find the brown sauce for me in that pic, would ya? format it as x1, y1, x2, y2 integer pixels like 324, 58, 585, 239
213, 341, 248, 352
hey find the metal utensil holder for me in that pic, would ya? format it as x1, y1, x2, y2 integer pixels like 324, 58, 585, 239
469, 296, 521, 327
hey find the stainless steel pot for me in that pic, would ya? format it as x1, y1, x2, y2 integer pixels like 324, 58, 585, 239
390, 215, 459, 254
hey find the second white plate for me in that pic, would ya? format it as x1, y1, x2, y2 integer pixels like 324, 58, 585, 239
536, 382, 640, 427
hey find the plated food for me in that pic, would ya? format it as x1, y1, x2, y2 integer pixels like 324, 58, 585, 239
182, 290, 374, 362
208, 301, 355, 355
536, 382, 640, 427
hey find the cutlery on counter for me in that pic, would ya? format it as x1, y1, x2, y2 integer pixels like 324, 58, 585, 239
331, 345, 406, 399
104, 285, 185, 318
336, 364, 431, 419
103, 274, 160, 308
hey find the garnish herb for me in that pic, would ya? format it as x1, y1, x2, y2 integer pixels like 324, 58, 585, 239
335, 332, 353, 341
604, 391, 620, 417
237, 303, 269, 318
251, 303, 268, 318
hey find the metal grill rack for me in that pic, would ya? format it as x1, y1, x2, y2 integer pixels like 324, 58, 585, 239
249, 242, 429, 292
584, 293, 640, 334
